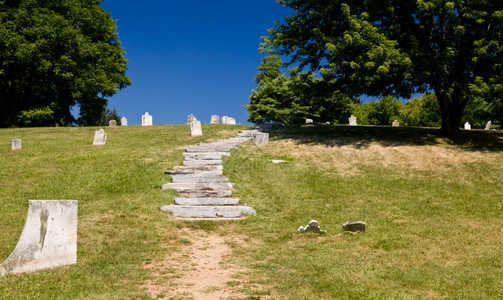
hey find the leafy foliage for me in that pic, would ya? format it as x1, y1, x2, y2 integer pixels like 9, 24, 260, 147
247, 55, 355, 124
262, 0, 503, 135
353, 96, 402, 125
17, 105, 55, 127
400, 93, 442, 128
0, 0, 131, 127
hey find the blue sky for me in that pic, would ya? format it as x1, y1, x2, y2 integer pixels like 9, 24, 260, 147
99, 0, 292, 125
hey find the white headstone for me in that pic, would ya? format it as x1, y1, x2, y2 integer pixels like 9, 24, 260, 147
190, 119, 202, 136
0, 200, 78, 275
142, 112, 152, 126
93, 129, 107, 145
227, 117, 236, 125
485, 121, 492, 130
392, 120, 399, 127
349, 115, 357, 126
306, 119, 313, 124
187, 114, 195, 124
109, 120, 117, 128
210, 115, 220, 124
255, 132, 269, 146
11, 139, 22, 150
221, 116, 236, 125
464, 122, 471, 130
326, 122, 331, 125
121, 117, 127, 126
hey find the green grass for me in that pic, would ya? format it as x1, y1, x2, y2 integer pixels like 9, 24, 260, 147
1, 124, 502, 299
0, 124, 249, 299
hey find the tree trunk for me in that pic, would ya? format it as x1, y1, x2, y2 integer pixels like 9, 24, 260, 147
436, 89, 464, 137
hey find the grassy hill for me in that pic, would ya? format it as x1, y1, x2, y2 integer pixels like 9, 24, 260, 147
0, 124, 502, 298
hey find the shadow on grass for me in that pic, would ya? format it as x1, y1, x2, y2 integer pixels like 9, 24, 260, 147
269, 124, 503, 152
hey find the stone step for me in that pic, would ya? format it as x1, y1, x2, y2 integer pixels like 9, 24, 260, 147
178, 190, 233, 197
174, 197, 240, 205
184, 152, 231, 160
166, 170, 223, 176
162, 182, 233, 190
161, 205, 256, 218
172, 165, 223, 172
186, 144, 237, 152
183, 160, 223, 166
170, 175, 229, 183
238, 130, 258, 137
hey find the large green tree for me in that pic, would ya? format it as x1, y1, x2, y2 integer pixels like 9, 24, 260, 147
0, 0, 131, 127
247, 55, 355, 124
262, 0, 502, 135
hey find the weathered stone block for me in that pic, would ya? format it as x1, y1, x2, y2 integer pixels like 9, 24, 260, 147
11, 139, 22, 150
0, 200, 78, 275
93, 129, 107, 145
343, 221, 366, 232
190, 119, 202, 136
142, 112, 152, 126
255, 132, 269, 146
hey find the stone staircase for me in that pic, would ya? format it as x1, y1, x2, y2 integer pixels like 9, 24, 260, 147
161, 129, 259, 220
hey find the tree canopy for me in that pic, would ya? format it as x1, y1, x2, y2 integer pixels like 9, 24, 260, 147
0, 0, 131, 127
247, 55, 356, 124
259, 0, 502, 135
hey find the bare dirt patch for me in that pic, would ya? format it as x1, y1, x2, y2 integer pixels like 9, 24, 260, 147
142, 229, 253, 299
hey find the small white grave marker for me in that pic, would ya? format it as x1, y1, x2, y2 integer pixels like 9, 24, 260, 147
210, 115, 220, 124
464, 122, 471, 130
306, 119, 313, 124
142, 112, 152, 126
11, 139, 22, 150
485, 121, 492, 130
255, 132, 269, 146
109, 120, 117, 128
121, 117, 127, 126
392, 120, 399, 127
93, 129, 107, 145
221, 116, 236, 125
190, 119, 202, 136
349, 115, 357, 126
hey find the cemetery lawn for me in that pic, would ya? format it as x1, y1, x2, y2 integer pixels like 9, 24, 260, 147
1, 124, 502, 299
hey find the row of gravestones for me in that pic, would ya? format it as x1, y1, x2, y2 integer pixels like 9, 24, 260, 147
188, 114, 236, 125
306, 115, 382, 126
464, 121, 493, 130
306, 116, 495, 130
112, 113, 238, 127
10, 114, 238, 149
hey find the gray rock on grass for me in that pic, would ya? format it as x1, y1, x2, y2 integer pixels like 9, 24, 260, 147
343, 221, 366, 232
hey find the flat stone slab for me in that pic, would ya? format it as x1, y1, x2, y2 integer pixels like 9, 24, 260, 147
183, 160, 223, 166
177, 190, 233, 197
161, 205, 256, 218
172, 165, 224, 172
162, 182, 233, 190
174, 197, 240, 205
170, 174, 229, 183
186, 144, 237, 152
0, 200, 78, 275
184, 152, 230, 160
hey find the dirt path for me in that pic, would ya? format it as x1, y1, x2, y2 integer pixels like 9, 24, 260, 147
142, 229, 253, 299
